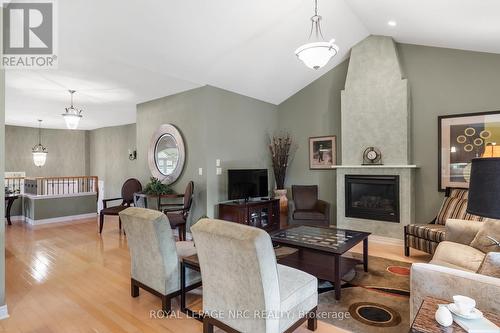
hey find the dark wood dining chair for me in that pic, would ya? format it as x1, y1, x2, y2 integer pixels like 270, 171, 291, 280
99, 178, 142, 233
162, 181, 194, 241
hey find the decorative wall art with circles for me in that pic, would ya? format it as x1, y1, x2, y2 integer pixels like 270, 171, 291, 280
439, 111, 500, 191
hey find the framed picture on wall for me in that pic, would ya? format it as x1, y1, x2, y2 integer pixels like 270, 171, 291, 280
309, 135, 337, 169
438, 110, 500, 191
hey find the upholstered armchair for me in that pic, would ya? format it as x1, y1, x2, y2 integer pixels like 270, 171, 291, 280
289, 185, 330, 226
119, 207, 201, 313
404, 188, 484, 255
191, 218, 318, 333
410, 218, 500, 322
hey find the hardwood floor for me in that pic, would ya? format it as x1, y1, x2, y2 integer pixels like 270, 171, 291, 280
2, 217, 431, 333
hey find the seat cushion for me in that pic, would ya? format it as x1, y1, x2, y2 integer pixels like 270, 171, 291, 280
101, 205, 127, 215
293, 209, 326, 221
277, 264, 317, 313
470, 219, 500, 254
407, 224, 446, 242
431, 241, 485, 272
478, 252, 500, 278
175, 241, 197, 259
167, 211, 186, 228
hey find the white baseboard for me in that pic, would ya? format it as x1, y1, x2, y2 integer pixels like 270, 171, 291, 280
9, 215, 24, 222
26, 213, 98, 225
369, 234, 404, 246
0, 305, 9, 320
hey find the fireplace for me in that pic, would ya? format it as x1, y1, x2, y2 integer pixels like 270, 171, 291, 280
345, 175, 400, 223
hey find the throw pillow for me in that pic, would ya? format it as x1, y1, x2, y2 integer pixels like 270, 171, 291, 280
470, 219, 500, 254
477, 252, 500, 278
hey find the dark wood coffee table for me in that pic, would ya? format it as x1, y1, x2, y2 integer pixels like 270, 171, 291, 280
270, 225, 370, 300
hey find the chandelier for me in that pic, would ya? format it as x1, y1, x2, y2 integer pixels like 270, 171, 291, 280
295, 0, 339, 70
62, 90, 83, 129
32, 120, 48, 167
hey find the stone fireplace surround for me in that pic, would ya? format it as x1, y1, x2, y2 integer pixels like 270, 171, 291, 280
335, 35, 416, 239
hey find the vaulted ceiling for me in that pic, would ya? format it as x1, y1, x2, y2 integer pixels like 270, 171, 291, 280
6, 0, 500, 130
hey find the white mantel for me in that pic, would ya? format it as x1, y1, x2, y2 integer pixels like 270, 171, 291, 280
332, 165, 417, 169
336, 36, 415, 239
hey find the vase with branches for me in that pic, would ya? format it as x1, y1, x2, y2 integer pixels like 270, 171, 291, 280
269, 133, 293, 218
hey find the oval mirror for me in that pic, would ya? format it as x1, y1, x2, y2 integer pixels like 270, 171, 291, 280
148, 124, 185, 184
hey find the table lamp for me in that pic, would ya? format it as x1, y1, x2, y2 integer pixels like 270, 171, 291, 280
467, 157, 500, 246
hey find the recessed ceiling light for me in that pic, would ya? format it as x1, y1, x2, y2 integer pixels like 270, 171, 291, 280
388, 20, 397, 27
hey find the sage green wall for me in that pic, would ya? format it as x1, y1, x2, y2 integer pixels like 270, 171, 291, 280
5, 125, 88, 177
277, 60, 349, 224
23, 195, 97, 220
277, 42, 500, 224
89, 124, 137, 198
136, 85, 277, 222
397, 44, 500, 222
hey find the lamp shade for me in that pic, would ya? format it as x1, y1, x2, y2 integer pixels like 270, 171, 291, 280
62, 113, 82, 130
295, 39, 339, 70
467, 157, 500, 219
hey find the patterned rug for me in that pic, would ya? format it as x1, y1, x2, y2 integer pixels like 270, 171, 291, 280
317, 254, 411, 333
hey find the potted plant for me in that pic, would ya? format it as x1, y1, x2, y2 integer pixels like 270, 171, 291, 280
143, 177, 173, 195
269, 133, 293, 214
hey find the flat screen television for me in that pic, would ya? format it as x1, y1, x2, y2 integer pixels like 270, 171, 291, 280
228, 169, 268, 200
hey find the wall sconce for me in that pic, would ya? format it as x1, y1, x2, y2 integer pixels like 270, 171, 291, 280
128, 149, 137, 161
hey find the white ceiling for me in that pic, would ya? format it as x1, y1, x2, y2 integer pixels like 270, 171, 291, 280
5, 0, 500, 130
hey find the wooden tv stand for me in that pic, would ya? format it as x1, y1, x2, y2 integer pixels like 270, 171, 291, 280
217, 198, 280, 232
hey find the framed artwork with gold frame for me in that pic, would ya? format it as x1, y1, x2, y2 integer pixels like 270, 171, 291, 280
438, 110, 500, 191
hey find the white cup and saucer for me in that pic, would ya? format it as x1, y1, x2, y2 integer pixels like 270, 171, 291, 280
447, 295, 483, 320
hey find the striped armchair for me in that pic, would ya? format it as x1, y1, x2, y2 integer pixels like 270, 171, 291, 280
404, 188, 483, 256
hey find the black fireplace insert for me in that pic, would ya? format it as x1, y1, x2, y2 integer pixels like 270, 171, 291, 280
345, 175, 400, 223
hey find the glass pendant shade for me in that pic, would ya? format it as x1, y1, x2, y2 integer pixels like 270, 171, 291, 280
295, 39, 339, 70
295, 0, 338, 70
62, 113, 82, 130
32, 150, 48, 167
62, 90, 83, 129
32, 120, 48, 167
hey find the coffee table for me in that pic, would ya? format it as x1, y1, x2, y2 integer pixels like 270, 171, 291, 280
270, 225, 370, 300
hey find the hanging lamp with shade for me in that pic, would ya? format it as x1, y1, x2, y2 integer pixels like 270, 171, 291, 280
32, 120, 48, 167
295, 0, 339, 70
62, 90, 83, 129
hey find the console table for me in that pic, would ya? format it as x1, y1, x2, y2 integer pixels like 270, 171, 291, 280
4, 194, 19, 225
218, 198, 280, 232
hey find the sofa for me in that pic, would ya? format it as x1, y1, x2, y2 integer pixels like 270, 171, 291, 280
289, 185, 330, 227
410, 218, 500, 321
404, 188, 483, 255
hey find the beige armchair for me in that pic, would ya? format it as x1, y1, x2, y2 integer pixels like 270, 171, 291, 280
119, 207, 201, 313
410, 218, 500, 321
191, 218, 318, 333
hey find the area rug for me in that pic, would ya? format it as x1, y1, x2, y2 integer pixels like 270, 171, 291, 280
317, 254, 411, 333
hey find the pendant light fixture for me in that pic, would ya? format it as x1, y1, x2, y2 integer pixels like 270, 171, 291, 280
295, 0, 339, 70
62, 90, 83, 129
32, 120, 48, 167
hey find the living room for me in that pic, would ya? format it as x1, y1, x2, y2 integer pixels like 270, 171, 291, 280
1, 1, 499, 332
